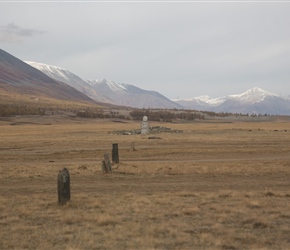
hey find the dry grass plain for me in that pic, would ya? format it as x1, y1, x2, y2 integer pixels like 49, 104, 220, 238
0, 115, 290, 249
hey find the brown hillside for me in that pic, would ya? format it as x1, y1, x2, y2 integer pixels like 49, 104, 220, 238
0, 49, 95, 104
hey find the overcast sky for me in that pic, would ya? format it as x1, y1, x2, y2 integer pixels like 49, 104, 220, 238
1, 1, 290, 99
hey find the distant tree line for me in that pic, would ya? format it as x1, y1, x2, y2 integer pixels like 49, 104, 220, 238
76, 109, 129, 120
0, 104, 45, 117
130, 109, 204, 122
3, 103, 270, 120
202, 111, 273, 117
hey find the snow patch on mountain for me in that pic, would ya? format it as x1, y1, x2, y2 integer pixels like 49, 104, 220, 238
229, 87, 278, 104
88, 79, 127, 92
26, 61, 68, 79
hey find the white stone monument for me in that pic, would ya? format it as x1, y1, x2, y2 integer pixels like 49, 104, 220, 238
141, 116, 149, 134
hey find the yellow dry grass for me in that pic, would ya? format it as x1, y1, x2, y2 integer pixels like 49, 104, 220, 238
0, 115, 290, 249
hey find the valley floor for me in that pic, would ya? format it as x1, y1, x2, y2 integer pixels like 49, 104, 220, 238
0, 115, 290, 249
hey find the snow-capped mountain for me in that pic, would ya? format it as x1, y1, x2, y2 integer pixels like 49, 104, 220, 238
174, 87, 290, 115
25, 61, 112, 104
27, 61, 182, 109
87, 79, 182, 109
229, 87, 278, 103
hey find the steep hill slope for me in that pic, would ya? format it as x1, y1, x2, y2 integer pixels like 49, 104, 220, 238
0, 49, 94, 104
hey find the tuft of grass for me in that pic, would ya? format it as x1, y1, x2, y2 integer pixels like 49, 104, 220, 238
247, 201, 262, 209
182, 206, 201, 215
97, 214, 119, 226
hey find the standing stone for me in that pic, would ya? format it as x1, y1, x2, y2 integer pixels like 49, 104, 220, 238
103, 153, 112, 173
112, 143, 119, 164
101, 160, 107, 173
141, 116, 149, 134
57, 168, 70, 205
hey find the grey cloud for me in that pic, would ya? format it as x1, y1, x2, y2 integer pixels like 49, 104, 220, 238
0, 23, 45, 42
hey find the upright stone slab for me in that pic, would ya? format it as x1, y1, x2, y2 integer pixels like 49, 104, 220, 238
112, 143, 119, 164
57, 168, 70, 205
103, 153, 112, 173
141, 116, 149, 134
101, 160, 107, 173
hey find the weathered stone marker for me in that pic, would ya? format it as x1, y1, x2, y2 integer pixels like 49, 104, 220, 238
57, 168, 70, 205
112, 143, 119, 164
102, 153, 112, 173
101, 160, 107, 173
141, 116, 149, 134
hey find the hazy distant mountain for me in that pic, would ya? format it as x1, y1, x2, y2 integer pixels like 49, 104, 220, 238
0, 49, 94, 103
25, 61, 112, 104
174, 87, 290, 115
87, 79, 182, 109
27, 61, 181, 109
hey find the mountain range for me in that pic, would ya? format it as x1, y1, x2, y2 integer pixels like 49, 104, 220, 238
29, 60, 290, 115
26, 61, 181, 109
1, 48, 290, 115
174, 88, 290, 115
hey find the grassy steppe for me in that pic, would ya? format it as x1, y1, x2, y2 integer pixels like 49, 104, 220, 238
0, 116, 290, 249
